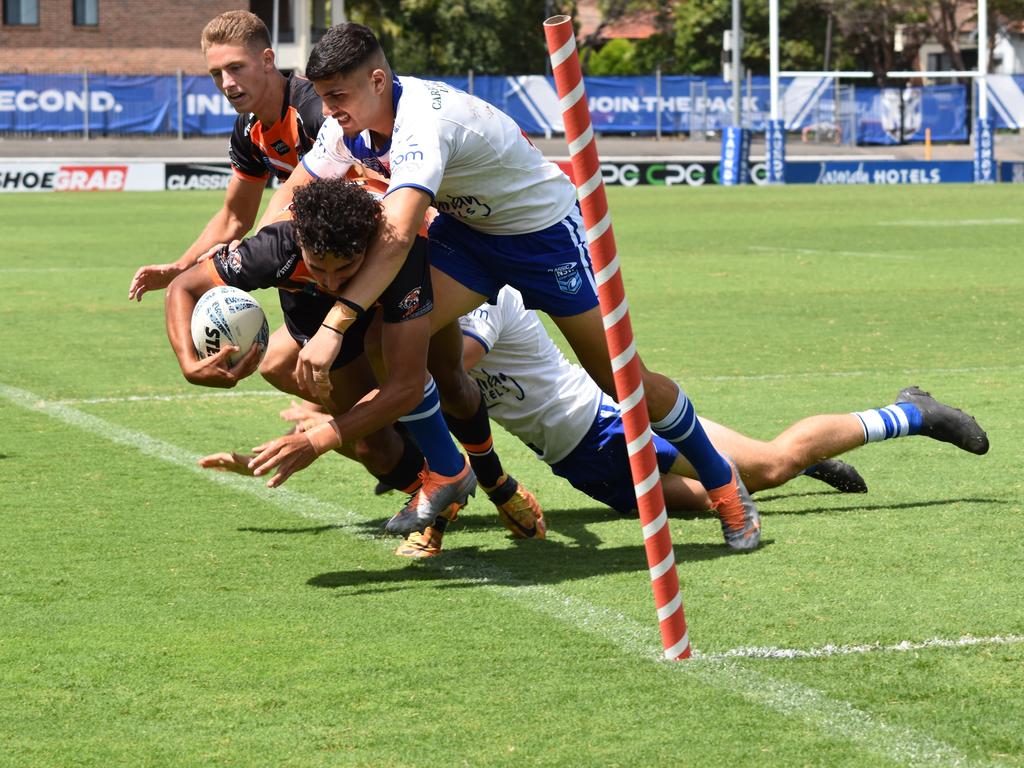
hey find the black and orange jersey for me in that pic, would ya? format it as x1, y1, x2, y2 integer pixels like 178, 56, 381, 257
228, 74, 326, 184
204, 221, 433, 324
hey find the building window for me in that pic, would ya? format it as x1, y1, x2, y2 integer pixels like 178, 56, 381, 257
3, 0, 39, 25
73, 0, 98, 26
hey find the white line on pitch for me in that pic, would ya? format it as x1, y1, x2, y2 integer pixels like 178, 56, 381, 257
57, 364, 1024, 406
0, 381, 988, 768
748, 245, 916, 260
54, 390, 287, 405
694, 363, 1023, 384
703, 634, 1024, 661
0, 266, 123, 273
876, 218, 1021, 227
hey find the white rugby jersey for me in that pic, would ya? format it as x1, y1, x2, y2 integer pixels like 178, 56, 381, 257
460, 288, 603, 464
303, 76, 577, 235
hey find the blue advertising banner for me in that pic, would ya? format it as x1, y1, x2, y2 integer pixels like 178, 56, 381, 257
0, 72, 969, 142
765, 119, 786, 184
974, 118, 995, 183
720, 126, 750, 185
784, 160, 974, 185
856, 85, 968, 144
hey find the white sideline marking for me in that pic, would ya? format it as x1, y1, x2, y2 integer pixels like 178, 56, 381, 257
1, 382, 991, 767
700, 634, 1024, 661
749, 245, 916, 260
693, 363, 1024, 384
54, 390, 286, 405
0, 266, 123, 273
876, 218, 1021, 227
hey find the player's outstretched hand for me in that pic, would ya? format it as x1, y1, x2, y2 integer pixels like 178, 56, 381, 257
295, 326, 344, 403
183, 343, 263, 388
279, 399, 331, 432
128, 262, 184, 301
248, 433, 318, 487
198, 451, 255, 475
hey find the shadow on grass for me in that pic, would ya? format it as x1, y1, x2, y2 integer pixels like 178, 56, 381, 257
304, 505, 768, 594
238, 524, 345, 535
755, 495, 1006, 516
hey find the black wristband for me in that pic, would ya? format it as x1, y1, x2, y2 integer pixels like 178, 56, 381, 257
320, 323, 344, 335
336, 297, 367, 318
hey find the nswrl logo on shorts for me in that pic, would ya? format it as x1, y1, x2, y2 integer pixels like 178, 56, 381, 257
552, 262, 582, 295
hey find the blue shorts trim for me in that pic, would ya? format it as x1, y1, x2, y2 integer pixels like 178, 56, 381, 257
427, 206, 599, 317
550, 402, 679, 515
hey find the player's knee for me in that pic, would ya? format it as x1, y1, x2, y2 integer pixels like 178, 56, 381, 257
434, 370, 478, 419
258, 353, 292, 389
351, 432, 400, 475
750, 458, 801, 491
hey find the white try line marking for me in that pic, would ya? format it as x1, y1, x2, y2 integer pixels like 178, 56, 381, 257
0, 266, 124, 273
748, 245, 917, 260
1, 381, 996, 768
701, 634, 1024, 661
54, 390, 287, 406
61, 364, 1024, 407
694, 363, 1024, 384
876, 218, 1021, 228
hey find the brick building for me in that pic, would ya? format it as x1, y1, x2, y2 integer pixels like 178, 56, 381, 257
0, 0, 343, 74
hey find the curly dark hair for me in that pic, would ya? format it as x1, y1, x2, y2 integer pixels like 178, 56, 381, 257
306, 23, 383, 80
291, 177, 382, 261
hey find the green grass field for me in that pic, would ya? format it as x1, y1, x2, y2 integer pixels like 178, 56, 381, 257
2, 185, 1022, 767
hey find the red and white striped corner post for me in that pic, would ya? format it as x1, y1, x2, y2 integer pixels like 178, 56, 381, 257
543, 15, 691, 660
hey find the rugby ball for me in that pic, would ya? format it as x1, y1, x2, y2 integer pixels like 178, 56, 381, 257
191, 286, 269, 365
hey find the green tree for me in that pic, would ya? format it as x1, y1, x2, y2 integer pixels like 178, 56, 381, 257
344, 0, 574, 74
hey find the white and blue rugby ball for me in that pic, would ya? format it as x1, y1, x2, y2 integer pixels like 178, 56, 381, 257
191, 286, 269, 365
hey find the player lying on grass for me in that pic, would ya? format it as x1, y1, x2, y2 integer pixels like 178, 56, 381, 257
259, 22, 760, 552
164, 177, 544, 537
206, 286, 989, 558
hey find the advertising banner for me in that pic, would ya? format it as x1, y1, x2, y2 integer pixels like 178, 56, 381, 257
0, 73, 969, 143
0, 161, 164, 192
973, 118, 995, 183
719, 127, 750, 185
765, 119, 786, 184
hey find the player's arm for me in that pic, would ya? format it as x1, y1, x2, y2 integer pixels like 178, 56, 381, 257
248, 314, 431, 487
461, 335, 486, 371
255, 162, 315, 230
295, 187, 433, 398
164, 261, 262, 388
128, 176, 265, 301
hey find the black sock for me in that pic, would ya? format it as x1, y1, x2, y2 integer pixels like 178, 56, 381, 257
373, 433, 425, 494
444, 398, 504, 488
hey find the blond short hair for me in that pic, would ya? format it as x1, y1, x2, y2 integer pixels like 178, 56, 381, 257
201, 10, 272, 54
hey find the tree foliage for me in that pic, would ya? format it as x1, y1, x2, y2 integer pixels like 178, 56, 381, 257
335, 0, 1023, 78
344, 0, 575, 74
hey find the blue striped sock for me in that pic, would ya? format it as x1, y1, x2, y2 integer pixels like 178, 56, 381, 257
651, 387, 732, 489
398, 377, 465, 476
853, 402, 922, 443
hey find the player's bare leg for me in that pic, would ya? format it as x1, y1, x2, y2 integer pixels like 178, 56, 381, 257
259, 325, 311, 399
423, 271, 545, 539
551, 306, 759, 551
671, 417, 867, 495
323, 355, 405, 476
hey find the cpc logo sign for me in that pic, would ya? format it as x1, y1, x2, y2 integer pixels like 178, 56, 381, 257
600, 162, 714, 187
